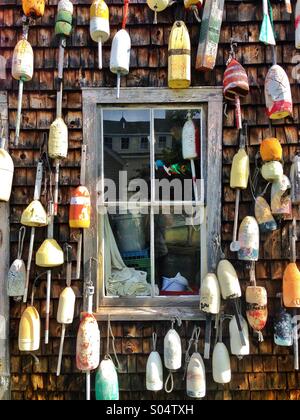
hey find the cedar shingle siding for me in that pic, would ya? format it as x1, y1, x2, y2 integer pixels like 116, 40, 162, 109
2, 0, 300, 400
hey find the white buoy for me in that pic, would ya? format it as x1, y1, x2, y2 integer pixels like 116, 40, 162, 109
146, 333, 163, 391
229, 315, 250, 358
110, 29, 131, 99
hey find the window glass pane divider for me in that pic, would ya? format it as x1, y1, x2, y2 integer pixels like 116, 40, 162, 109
150, 109, 156, 298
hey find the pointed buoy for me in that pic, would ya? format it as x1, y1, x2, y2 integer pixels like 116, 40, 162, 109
259, 0, 276, 46
21, 200, 48, 227
7, 227, 26, 300
35, 239, 64, 268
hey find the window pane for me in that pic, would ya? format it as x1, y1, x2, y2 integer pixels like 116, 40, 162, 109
103, 109, 150, 202
102, 208, 152, 297
154, 109, 202, 203
154, 206, 201, 296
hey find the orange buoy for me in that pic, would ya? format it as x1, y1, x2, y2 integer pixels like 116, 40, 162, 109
283, 263, 300, 308
260, 138, 282, 162
22, 0, 45, 18
69, 186, 91, 229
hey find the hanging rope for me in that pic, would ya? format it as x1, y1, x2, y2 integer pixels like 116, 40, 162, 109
183, 326, 201, 380
105, 315, 121, 371
122, 0, 129, 30
17, 226, 26, 260
164, 371, 174, 394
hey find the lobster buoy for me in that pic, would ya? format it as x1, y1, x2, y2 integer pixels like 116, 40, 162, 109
164, 327, 181, 393
146, 333, 163, 391
95, 358, 119, 400
260, 138, 282, 162
217, 260, 241, 300
22, 0, 45, 18
12, 39, 34, 82
69, 186, 91, 229
212, 342, 231, 384
246, 286, 268, 341
283, 263, 300, 308
290, 154, 300, 205
255, 196, 277, 233
0, 141, 14, 202
238, 216, 259, 262
230, 149, 249, 190
7, 226, 26, 300
274, 307, 293, 347
200, 273, 221, 315
265, 65, 293, 120
296, 0, 300, 49
168, 21, 191, 89
186, 352, 206, 399
49, 117, 68, 160
57, 287, 76, 325
35, 239, 64, 268
271, 175, 291, 216
261, 161, 283, 182
55, 0, 74, 37
147, 0, 174, 24
110, 29, 131, 99
21, 200, 48, 227
223, 58, 249, 129
90, 0, 110, 69
76, 312, 100, 371
182, 112, 200, 200
229, 315, 250, 358
18, 306, 40, 351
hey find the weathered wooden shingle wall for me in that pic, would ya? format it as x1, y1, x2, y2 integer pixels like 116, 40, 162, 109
1, 0, 300, 400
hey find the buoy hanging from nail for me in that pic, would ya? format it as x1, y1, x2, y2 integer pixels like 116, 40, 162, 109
212, 317, 231, 384
12, 24, 33, 146
96, 358, 119, 400
246, 282, 268, 343
200, 273, 220, 359
290, 153, 300, 205
110, 0, 131, 99
168, 21, 191, 89
261, 161, 283, 182
259, 0, 276, 45
223, 42, 249, 129
238, 216, 259, 262
146, 332, 163, 392
7, 226, 26, 301
260, 137, 283, 162
271, 175, 292, 216
265, 64, 293, 120
230, 122, 249, 252
90, 0, 110, 70
22, 0, 45, 18
146, 0, 174, 24
229, 315, 250, 358
255, 196, 277, 233
186, 328, 206, 399
164, 321, 182, 393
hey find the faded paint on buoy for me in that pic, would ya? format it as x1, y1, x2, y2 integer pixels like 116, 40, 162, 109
186, 352, 206, 399
212, 342, 231, 384
48, 117, 68, 160
230, 148, 249, 190
217, 260, 241, 300
271, 175, 291, 216
168, 21, 191, 89
238, 216, 259, 262
35, 239, 64, 268
95, 358, 119, 400
55, 0, 74, 37
274, 307, 293, 347
76, 312, 100, 371
246, 286, 268, 333
22, 0, 45, 18
261, 161, 283, 182
265, 65, 293, 120
69, 186, 91, 229
57, 287, 76, 325
283, 263, 300, 308
200, 273, 221, 315
21, 200, 48, 227
146, 351, 163, 391
229, 316, 250, 357
18, 306, 40, 352
12, 39, 34, 82
90, 0, 110, 43
255, 196, 277, 233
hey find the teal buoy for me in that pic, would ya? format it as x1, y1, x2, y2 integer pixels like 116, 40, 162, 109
95, 358, 119, 400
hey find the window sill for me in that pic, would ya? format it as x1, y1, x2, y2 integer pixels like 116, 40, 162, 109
94, 306, 206, 321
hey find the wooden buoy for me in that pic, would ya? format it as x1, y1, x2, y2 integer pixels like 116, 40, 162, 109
69, 186, 91, 229
48, 117, 68, 160
260, 137, 282, 162
76, 313, 100, 371
55, 0, 74, 37
265, 65, 293, 120
238, 216, 259, 262
261, 161, 283, 182
255, 196, 277, 233
90, 0, 110, 69
259, 0, 276, 46
7, 226, 26, 301
195, 0, 224, 71
21, 200, 47, 227
168, 21, 191, 89
246, 285, 268, 341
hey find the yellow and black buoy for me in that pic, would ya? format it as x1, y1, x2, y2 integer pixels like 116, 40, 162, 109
168, 21, 191, 89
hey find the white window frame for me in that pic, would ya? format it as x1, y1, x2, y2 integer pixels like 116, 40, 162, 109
82, 87, 223, 321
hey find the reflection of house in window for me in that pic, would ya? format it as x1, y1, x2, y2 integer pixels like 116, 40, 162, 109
140, 137, 148, 150
158, 136, 167, 149
104, 136, 112, 150
121, 137, 130, 150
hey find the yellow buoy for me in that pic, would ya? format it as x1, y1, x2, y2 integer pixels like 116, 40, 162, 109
48, 117, 68, 160
260, 138, 282, 162
230, 148, 249, 190
12, 39, 34, 82
18, 306, 40, 352
168, 21, 191, 89
35, 239, 64, 268
90, 0, 110, 69
22, 0, 45, 18
21, 200, 48, 227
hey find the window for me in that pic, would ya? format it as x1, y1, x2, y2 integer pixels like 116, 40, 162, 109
140, 136, 149, 150
104, 136, 112, 150
121, 137, 130, 150
82, 88, 223, 320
